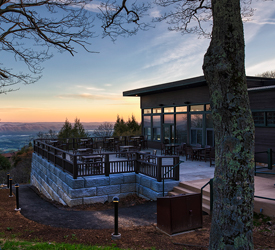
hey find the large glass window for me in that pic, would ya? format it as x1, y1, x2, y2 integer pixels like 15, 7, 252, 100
206, 114, 213, 128
176, 106, 187, 112
267, 112, 275, 126
143, 116, 151, 127
205, 104, 211, 111
190, 105, 204, 112
144, 127, 151, 140
164, 107, 174, 113
253, 112, 265, 126
143, 109, 151, 114
143, 116, 151, 140
164, 114, 174, 124
153, 115, 161, 141
206, 114, 214, 147
153, 108, 162, 114
191, 114, 203, 145
176, 114, 188, 143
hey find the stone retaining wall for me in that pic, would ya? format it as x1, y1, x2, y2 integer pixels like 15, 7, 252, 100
31, 153, 179, 207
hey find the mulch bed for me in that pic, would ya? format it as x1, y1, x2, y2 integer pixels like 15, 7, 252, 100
0, 188, 275, 249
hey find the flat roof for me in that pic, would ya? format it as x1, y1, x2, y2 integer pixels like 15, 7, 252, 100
123, 75, 275, 96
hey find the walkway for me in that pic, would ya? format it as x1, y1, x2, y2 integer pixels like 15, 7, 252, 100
18, 185, 157, 230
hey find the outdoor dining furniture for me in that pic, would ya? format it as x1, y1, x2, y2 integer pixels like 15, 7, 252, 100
81, 155, 103, 174
185, 146, 196, 161
164, 143, 180, 155
192, 147, 204, 160
198, 146, 211, 162
161, 143, 169, 155
81, 155, 102, 163
119, 145, 135, 158
145, 150, 157, 163
139, 151, 151, 160
104, 137, 115, 151
76, 148, 93, 154
175, 143, 186, 156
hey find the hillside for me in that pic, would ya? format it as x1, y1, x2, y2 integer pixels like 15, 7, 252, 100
0, 122, 113, 133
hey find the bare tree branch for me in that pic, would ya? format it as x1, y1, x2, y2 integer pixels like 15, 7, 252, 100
98, 0, 152, 41
0, 0, 96, 94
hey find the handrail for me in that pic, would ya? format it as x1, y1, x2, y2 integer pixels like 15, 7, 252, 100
254, 195, 275, 201
162, 160, 184, 196
200, 178, 213, 214
254, 148, 274, 172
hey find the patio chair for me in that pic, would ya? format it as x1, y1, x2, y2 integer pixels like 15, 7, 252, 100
161, 143, 171, 155
175, 143, 186, 156
198, 146, 211, 162
146, 150, 157, 163
186, 146, 196, 161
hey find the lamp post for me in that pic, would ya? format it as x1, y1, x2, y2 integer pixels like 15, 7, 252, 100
15, 183, 21, 211
7, 173, 10, 189
111, 196, 121, 240
9, 178, 13, 197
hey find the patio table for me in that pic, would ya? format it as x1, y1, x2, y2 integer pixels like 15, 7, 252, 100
164, 143, 180, 155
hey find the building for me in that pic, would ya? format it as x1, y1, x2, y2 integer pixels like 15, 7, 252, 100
123, 75, 275, 163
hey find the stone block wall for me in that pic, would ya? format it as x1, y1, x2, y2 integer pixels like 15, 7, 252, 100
31, 153, 179, 207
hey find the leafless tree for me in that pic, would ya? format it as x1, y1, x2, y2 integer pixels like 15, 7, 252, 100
256, 70, 275, 78
0, 0, 96, 94
93, 122, 114, 137
97, 0, 267, 248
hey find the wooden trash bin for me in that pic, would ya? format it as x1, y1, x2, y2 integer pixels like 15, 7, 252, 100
157, 193, 202, 235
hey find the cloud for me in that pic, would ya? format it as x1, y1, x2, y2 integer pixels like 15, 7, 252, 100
0, 108, 30, 113
244, 1, 275, 43
76, 85, 105, 91
57, 93, 122, 101
246, 58, 275, 75
85, 1, 101, 12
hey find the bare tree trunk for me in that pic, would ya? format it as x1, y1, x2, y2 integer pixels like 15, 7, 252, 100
203, 0, 255, 249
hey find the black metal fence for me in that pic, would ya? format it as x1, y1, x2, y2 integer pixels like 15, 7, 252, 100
33, 139, 179, 182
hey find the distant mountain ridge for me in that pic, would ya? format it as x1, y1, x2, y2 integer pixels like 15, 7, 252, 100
0, 122, 112, 133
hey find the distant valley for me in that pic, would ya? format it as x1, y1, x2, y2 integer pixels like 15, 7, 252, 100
0, 122, 114, 153
0, 122, 110, 133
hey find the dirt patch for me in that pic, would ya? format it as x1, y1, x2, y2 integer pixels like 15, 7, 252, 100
0, 188, 275, 249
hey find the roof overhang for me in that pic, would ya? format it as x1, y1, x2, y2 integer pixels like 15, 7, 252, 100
123, 75, 275, 97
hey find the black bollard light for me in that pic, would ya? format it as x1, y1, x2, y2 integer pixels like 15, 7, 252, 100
15, 183, 21, 211
7, 173, 10, 189
111, 196, 121, 240
9, 178, 13, 197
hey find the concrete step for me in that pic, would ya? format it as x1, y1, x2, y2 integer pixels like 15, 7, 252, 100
179, 182, 210, 196
168, 181, 212, 214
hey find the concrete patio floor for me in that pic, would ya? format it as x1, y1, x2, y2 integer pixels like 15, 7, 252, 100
142, 148, 275, 216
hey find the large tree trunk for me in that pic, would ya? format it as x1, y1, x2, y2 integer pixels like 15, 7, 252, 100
203, 0, 255, 249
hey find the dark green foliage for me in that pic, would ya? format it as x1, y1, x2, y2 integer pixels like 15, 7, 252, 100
58, 118, 73, 139
113, 115, 141, 136
0, 145, 33, 184
58, 118, 89, 139
0, 155, 11, 170
72, 118, 89, 138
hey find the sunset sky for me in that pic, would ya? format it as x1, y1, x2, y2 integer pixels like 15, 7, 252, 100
1, 1, 275, 123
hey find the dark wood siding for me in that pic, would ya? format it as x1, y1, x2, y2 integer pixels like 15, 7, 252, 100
249, 89, 275, 110
141, 86, 210, 108
255, 127, 275, 164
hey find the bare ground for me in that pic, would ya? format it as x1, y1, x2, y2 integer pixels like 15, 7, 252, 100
0, 188, 275, 249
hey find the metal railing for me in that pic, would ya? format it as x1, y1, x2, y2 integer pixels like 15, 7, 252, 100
255, 148, 274, 175
162, 160, 183, 196
33, 139, 179, 181
201, 178, 213, 214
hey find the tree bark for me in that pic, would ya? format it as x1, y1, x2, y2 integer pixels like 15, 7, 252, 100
203, 0, 255, 249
